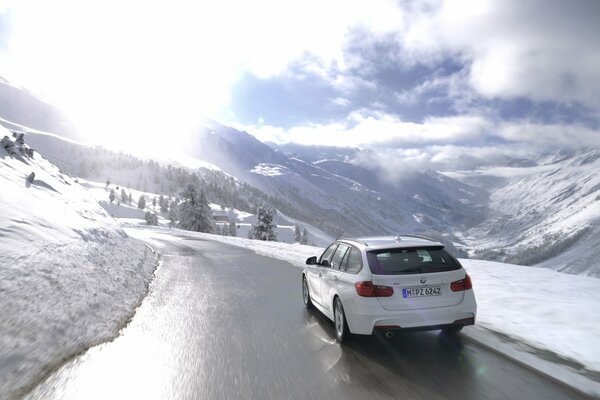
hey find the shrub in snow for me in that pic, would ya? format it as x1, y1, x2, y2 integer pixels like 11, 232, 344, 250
27, 172, 35, 183
1, 136, 16, 155
145, 211, 158, 226
250, 206, 277, 241
178, 184, 214, 233
15, 133, 25, 145
109, 189, 116, 203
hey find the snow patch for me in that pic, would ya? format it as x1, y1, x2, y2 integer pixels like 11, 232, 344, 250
250, 163, 285, 177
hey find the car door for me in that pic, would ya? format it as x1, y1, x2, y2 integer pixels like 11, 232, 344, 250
334, 246, 364, 301
321, 243, 350, 312
308, 244, 337, 306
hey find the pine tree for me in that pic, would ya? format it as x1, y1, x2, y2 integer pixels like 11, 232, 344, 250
109, 189, 116, 203
178, 184, 214, 233
250, 206, 277, 241
168, 202, 177, 228
152, 197, 157, 208
228, 221, 237, 237
145, 211, 158, 226
294, 225, 302, 242
138, 195, 146, 209
300, 228, 309, 245
160, 195, 168, 213
128, 192, 133, 202
121, 188, 127, 203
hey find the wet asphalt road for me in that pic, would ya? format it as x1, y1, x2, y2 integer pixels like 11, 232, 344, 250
25, 230, 589, 400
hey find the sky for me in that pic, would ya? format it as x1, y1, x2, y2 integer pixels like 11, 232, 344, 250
0, 0, 599, 169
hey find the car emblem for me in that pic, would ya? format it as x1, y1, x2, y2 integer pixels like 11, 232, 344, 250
420, 277, 427, 284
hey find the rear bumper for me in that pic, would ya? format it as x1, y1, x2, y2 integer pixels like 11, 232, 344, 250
343, 290, 477, 335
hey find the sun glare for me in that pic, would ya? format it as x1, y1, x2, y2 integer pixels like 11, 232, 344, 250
1, 0, 407, 155
2, 0, 245, 154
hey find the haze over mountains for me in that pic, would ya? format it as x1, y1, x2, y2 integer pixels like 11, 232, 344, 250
1, 76, 598, 276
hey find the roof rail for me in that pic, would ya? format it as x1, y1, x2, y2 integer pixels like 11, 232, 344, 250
337, 237, 369, 246
396, 234, 436, 242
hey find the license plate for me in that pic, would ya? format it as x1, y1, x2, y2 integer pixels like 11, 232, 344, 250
402, 286, 441, 298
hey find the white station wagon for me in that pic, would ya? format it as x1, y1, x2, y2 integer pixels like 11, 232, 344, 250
302, 235, 477, 342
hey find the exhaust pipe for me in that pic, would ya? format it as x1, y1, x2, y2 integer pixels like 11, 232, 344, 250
384, 330, 394, 339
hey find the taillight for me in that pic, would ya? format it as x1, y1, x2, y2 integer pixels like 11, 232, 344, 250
450, 274, 473, 292
355, 281, 394, 297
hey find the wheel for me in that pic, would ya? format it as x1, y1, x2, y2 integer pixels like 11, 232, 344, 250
334, 297, 350, 343
441, 324, 464, 333
302, 276, 313, 309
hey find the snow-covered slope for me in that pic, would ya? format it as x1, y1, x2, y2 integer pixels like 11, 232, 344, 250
447, 149, 600, 277
0, 128, 157, 399
0, 76, 79, 140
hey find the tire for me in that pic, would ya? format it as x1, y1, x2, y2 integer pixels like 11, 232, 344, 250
302, 276, 314, 309
441, 324, 464, 333
334, 297, 350, 343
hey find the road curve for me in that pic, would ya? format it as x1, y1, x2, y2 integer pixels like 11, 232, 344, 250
25, 230, 589, 400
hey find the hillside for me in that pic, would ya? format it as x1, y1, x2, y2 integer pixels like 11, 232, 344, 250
0, 128, 157, 399
447, 149, 600, 277
0, 77, 79, 140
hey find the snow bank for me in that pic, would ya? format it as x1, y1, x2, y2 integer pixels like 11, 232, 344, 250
462, 259, 600, 372
0, 130, 157, 399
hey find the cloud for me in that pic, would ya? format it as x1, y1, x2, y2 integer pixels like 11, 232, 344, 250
497, 122, 600, 148
331, 97, 351, 107
353, 143, 538, 182
2, 0, 599, 157
242, 111, 490, 147
396, 0, 600, 110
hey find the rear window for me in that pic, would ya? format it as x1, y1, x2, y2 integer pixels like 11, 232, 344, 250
366, 247, 462, 275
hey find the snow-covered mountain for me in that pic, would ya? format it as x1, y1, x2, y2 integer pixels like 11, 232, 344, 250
447, 149, 600, 277
0, 76, 79, 140
183, 120, 488, 238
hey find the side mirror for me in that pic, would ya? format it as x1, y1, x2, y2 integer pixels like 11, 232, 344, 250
306, 256, 318, 265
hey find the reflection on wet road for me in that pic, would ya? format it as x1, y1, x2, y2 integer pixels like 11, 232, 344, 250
25, 231, 588, 399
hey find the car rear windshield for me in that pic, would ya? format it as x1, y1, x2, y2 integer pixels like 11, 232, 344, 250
366, 246, 462, 275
